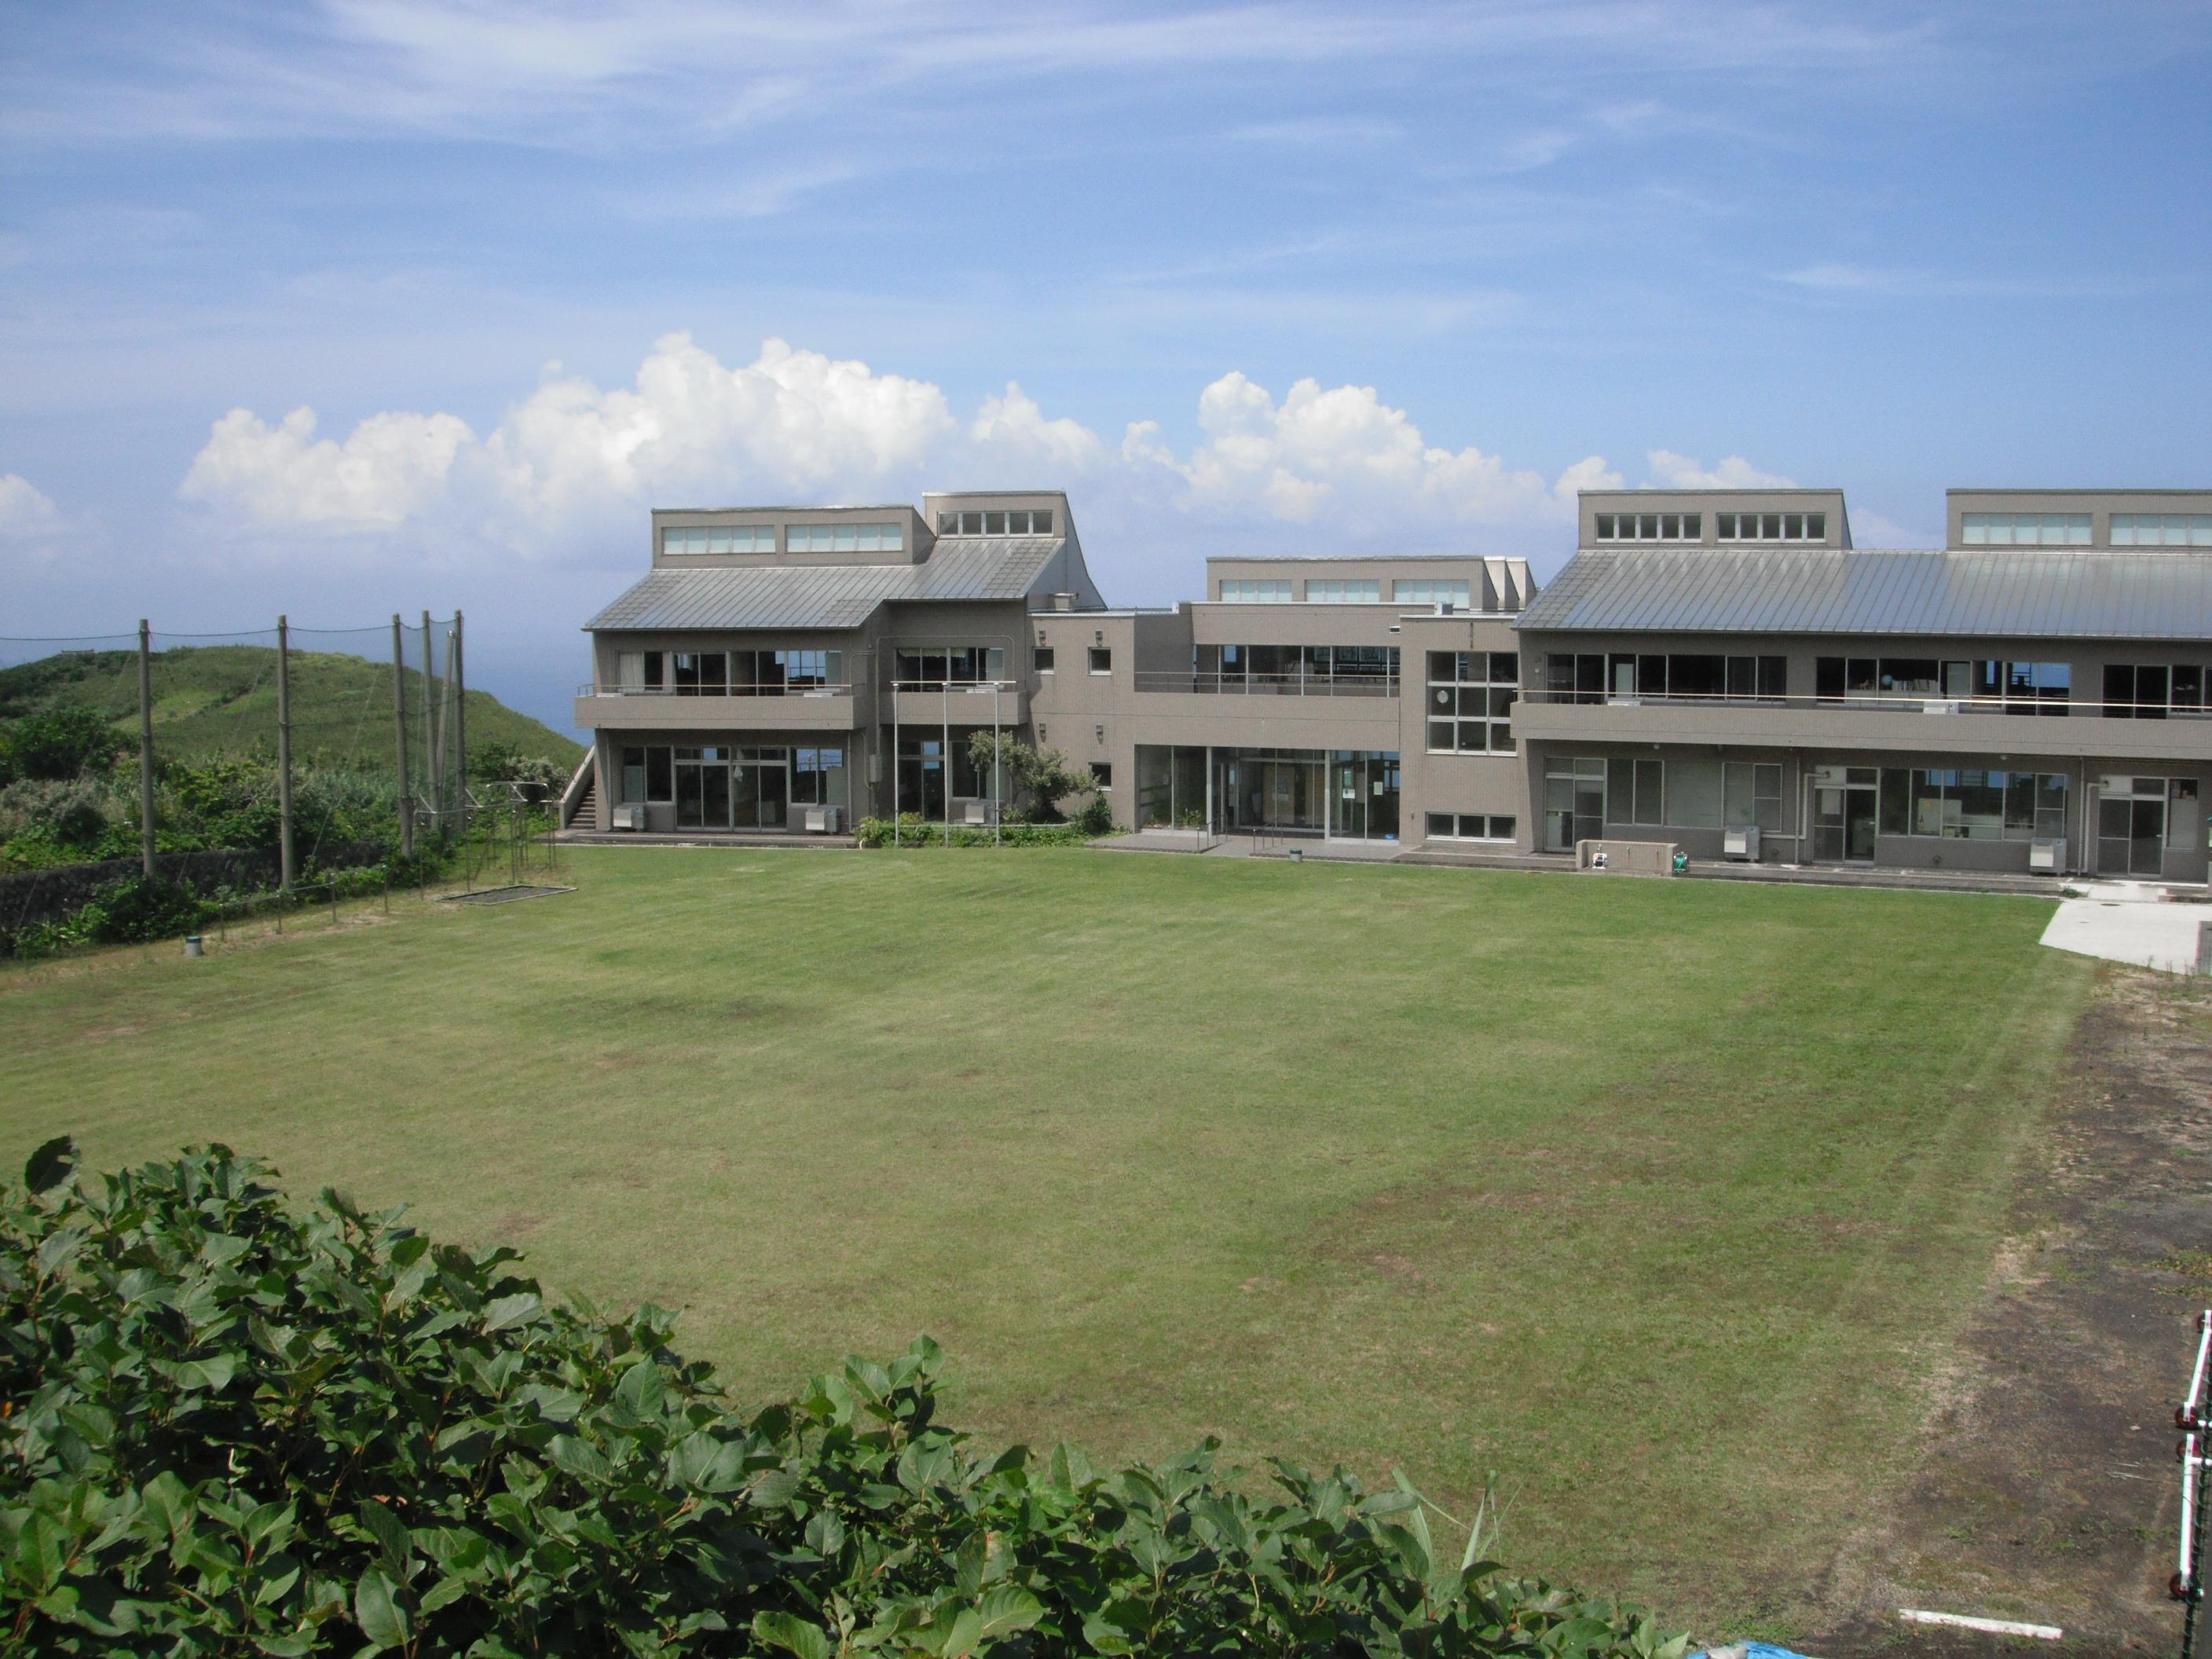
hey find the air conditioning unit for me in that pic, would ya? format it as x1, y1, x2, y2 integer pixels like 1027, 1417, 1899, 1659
805, 804, 844, 834
2028, 838, 2065, 873
960, 799, 1000, 826
1921, 699, 1961, 715
610, 804, 646, 832
1723, 826, 1760, 861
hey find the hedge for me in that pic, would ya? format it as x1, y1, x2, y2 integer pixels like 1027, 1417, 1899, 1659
0, 1141, 1688, 1658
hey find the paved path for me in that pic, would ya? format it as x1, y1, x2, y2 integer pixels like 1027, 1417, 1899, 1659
2041, 881, 2209, 973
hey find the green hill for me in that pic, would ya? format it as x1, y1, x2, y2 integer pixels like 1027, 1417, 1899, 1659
0, 646, 581, 774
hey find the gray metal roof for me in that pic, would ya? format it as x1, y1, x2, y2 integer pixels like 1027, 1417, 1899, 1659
585, 537, 1061, 631
1515, 548, 2212, 640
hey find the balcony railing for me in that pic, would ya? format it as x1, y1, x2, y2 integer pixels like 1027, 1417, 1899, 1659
1517, 687, 2212, 719
579, 682, 854, 698
1133, 669, 1400, 698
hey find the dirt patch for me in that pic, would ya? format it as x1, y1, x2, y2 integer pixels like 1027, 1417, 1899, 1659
1805, 969, 2212, 1657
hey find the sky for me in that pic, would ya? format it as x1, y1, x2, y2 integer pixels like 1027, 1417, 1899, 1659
2, 0, 2208, 735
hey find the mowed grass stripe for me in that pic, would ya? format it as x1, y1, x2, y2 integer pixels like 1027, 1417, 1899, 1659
0, 848, 2091, 1634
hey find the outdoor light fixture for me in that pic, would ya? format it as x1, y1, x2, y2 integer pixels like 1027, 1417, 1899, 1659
1094, 724, 1104, 742
1094, 629, 1103, 644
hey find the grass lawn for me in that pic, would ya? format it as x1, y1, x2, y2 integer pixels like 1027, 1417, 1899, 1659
0, 848, 2095, 1636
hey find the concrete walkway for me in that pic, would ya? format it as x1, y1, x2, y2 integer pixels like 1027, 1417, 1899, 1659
2041, 881, 2210, 974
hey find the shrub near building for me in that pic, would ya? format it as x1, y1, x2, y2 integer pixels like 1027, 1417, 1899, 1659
0, 1140, 1687, 1658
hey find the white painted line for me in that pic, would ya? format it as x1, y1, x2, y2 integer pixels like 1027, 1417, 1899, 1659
1899, 1608, 2063, 1640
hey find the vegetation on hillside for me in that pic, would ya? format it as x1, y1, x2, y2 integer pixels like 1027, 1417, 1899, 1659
0, 646, 580, 775
0, 1138, 1686, 1657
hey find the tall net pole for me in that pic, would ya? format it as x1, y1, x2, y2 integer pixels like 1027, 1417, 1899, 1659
136, 619, 156, 877
452, 610, 468, 844
276, 614, 295, 891
418, 610, 438, 832
391, 614, 414, 859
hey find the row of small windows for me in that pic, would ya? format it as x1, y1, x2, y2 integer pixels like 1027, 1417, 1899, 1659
1961, 512, 2091, 546
1717, 511, 1824, 541
1595, 513, 1701, 541
662, 526, 778, 555
1812, 657, 2071, 712
2111, 514, 2212, 547
662, 522, 907, 555
1306, 579, 1380, 603
1595, 511, 1827, 542
936, 507, 1055, 537
1216, 578, 1476, 605
1424, 814, 1518, 842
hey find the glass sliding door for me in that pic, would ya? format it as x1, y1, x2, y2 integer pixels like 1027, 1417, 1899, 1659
1326, 752, 1401, 840
1542, 759, 1605, 852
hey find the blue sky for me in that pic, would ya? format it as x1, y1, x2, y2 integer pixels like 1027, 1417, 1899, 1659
2, 1, 2208, 733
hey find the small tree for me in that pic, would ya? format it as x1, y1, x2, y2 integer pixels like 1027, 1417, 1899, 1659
964, 734, 1097, 822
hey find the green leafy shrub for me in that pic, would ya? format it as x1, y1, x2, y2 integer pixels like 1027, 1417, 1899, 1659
0, 702, 123, 784
75, 873, 207, 943
1, 1141, 1687, 1659
858, 817, 1102, 850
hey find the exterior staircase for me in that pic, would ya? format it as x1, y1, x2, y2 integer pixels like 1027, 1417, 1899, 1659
560, 753, 597, 830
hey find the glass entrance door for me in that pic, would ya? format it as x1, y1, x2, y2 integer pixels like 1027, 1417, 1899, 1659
1331, 758, 1366, 840
1845, 788, 1878, 861
1813, 786, 1877, 862
754, 760, 788, 829
2098, 793, 2166, 877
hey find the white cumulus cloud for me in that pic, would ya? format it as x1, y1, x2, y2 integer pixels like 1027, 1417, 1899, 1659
180, 406, 475, 527
1125, 371, 1592, 527
969, 383, 1105, 471
175, 337, 1627, 563
0, 472, 60, 530
1644, 449, 1796, 489
485, 335, 958, 518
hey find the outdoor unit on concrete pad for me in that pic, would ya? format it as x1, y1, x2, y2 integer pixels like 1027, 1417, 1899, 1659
611, 804, 646, 831
1724, 826, 1760, 861
2029, 838, 2065, 872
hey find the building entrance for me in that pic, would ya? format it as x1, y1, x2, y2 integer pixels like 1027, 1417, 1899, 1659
2097, 778, 2169, 878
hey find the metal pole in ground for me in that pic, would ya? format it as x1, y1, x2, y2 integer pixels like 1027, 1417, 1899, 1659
418, 610, 438, 833
276, 614, 295, 891
136, 619, 157, 878
452, 610, 468, 846
391, 614, 414, 860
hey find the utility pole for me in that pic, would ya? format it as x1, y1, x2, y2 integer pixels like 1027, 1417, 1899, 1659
276, 614, 295, 890
452, 610, 468, 842
136, 619, 156, 878
418, 610, 438, 831
391, 614, 414, 859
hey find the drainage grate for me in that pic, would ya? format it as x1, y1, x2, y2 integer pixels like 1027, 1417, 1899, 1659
438, 884, 575, 906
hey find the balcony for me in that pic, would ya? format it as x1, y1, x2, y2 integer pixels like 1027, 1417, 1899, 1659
1512, 689, 2212, 762
1132, 668, 1400, 698
883, 680, 1027, 728
577, 683, 866, 732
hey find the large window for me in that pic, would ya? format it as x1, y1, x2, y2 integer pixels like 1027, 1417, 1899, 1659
618, 745, 800, 827
1595, 512, 1702, 541
2104, 662, 2209, 718
1540, 651, 1782, 702
1877, 769, 2069, 840
1960, 511, 2090, 546
1814, 657, 2070, 714
936, 507, 1053, 536
1606, 758, 1665, 826
1425, 650, 1518, 753
1303, 578, 1381, 603
2111, 513, 2212, 547
662, 525, 777, 555
790, 748, 847, 806
1218, 579, 1294, 602
1543, 759, 1607, 851
894, 645, 1007, 689
1723, 763, 1784, 831
788, 522, 903, 552
1716, 511, 1824, 541
1137, 745, 1209, 828
1395, 579, 1471, 606
1209, 644, 1400, 693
